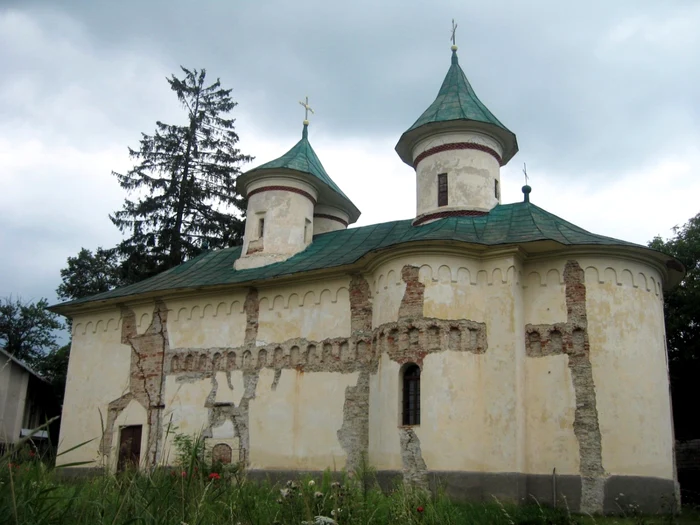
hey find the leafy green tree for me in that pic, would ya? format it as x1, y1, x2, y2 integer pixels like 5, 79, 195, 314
109, 66, 253, 282
649, 211, 700, 440
34, 343, 71, 405
649, 212, 700, 364
56, 247, 122, 302
0, 297, 63, 366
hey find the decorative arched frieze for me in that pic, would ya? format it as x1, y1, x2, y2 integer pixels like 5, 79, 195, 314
530, 264, 661, 296
74, 315, 121, 336
257, 286, 350, 311
202, 303, 215, 318
171, 299, 244, 323
374, 263, 515, 295
456, 267, 471, 284
437, 265, 452, 284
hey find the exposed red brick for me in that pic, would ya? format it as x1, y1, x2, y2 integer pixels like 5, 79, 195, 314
314, 213, 349, 227
247, 185, 317, 205
413, 142, 503, 168
398, 266, 425, 321
104, 301, 170, 468
524, 260, 603, 513
243, 288, 259, 346
349, 274, 372, 333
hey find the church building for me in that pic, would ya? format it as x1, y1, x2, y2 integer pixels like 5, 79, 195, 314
52, 43, 683, 514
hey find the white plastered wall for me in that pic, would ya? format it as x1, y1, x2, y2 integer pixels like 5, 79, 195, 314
368, 252, 521, 473
257, 277, 351, 344
413, 131, 503, 217
313, 204, 349, 235
522, 259, 579, 475
248, 368, 358, 470
236, 176, 317, 270
57, 309, 130, 467
57, 249, 674, 481
167, 291, 249, 349
521, 255, 674, 479
582, 256, 673, 479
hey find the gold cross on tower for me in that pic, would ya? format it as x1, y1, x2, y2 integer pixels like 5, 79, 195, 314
299, 96, 314, 125
450, 19, 458, 47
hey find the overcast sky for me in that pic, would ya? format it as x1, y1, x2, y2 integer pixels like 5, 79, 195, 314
1, 0, 699, 313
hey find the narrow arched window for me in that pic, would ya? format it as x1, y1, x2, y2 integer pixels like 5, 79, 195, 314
402, 364, 421, 425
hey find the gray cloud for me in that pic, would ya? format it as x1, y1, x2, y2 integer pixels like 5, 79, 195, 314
1, 0, 699, 314
8, 0, 700, 171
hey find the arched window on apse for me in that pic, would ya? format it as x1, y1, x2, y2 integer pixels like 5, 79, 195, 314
402, 363, 421, 426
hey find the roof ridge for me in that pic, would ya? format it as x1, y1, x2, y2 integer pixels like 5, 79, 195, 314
51, 203, 654, 311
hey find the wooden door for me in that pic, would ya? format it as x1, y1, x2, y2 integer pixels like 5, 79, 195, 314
117, 425, 142, 472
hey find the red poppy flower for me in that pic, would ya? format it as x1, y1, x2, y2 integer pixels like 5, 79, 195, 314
208, 472, 221, 480
181, 471, 187, 477
417, 506, 424, 513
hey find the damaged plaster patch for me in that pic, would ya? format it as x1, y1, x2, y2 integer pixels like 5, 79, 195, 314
395, 266, 429, 490
337, 370, 370, 472
350, 273, 373, 333
161, 269, 486, 490
203, 370, 259, 465
337, 274, 373, 472
99, 393, 134, 459
399, 427, 429, 490
244, 288, 259, 345
271, 369, 282, 390
204, 287, 262, 465
102, 301, 169, 468
524, 260, 605, 513
398, 266, 425, 321
388, 264, 486, 367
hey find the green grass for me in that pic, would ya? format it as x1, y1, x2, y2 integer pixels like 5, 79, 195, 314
1, 431, 698, 525
2, 459, 699, 525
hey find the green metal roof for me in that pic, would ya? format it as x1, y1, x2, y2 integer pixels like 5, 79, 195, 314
395, 49, 518, 166
408, 50, 510, 133
53, 200, 651, 310
245, 123, 350, 201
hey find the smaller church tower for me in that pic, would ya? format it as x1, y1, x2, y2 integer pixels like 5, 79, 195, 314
235, 111, 359, 270
395, 41, 518, 225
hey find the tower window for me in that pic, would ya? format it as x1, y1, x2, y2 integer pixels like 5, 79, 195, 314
495, 179, 500, 199
258, 218, 265, 238
402, 363, 421, 426
304, 218, 312, 243
437, 173, 448, 207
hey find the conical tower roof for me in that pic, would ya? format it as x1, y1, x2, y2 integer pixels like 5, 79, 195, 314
396, 48, 518, 166
237, 123, 360, 223
248, 123, 349, 200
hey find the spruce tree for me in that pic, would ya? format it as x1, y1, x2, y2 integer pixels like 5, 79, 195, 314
110, 67, 253, 281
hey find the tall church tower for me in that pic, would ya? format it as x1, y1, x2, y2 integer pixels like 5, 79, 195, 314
395, 43, 518, 225
235, 112, 360, 270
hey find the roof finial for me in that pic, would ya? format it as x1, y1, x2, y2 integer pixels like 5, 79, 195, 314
522, 163, 532, 202
299, 95, 314, 126
450, 19, 458, 51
